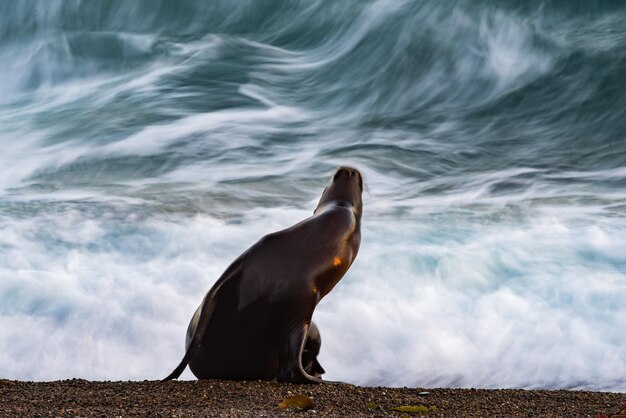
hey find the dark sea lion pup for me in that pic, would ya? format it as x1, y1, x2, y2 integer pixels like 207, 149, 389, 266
163, 166, 363, 383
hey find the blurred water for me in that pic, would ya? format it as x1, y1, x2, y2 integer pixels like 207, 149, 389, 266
1, 0, 625, 390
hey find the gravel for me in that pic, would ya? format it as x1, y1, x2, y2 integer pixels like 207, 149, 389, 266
1, 379, 624, 417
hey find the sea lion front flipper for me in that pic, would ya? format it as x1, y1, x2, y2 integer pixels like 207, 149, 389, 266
161, 256, 245, 382
301, 321, 325, 378
277, 322, 323, 384
302, 352, 325, 378
310, 358, 325, 377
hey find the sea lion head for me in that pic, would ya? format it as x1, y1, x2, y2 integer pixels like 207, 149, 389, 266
315, 166, 363, 219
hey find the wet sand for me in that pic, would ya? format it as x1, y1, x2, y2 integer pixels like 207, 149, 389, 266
1, 379, 624, 417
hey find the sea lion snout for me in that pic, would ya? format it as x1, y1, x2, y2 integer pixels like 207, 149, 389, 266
333, 166, 363, 188
315, 166, 363, 216
333, 166, 357, 179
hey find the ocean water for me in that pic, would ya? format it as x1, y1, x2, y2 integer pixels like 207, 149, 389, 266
1, 0, 625, 391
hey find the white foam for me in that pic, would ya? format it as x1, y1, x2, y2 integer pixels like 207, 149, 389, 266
479, 12, 554, 91
100, 103, 307, 157
318, 213, 626, 390
1, 201, 625, 390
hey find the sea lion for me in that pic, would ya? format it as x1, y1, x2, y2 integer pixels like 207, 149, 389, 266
163, 166, 363, 383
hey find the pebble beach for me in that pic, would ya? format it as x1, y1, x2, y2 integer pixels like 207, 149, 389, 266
1, 380, 625, 417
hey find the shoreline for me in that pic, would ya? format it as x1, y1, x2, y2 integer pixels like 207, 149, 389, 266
1, 379, 625, 417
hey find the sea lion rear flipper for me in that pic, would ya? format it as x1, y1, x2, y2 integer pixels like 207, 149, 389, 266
162, 256, 245, 382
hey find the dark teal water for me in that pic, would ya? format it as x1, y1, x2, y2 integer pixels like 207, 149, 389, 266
1, 1, 625, 390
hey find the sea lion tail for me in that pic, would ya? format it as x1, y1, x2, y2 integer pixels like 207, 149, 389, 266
162, 257, 244, 382
161, 349, 194, 381
161, 297, 216, 381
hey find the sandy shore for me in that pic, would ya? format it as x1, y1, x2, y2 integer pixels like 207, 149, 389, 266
1, 379, 624, 417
